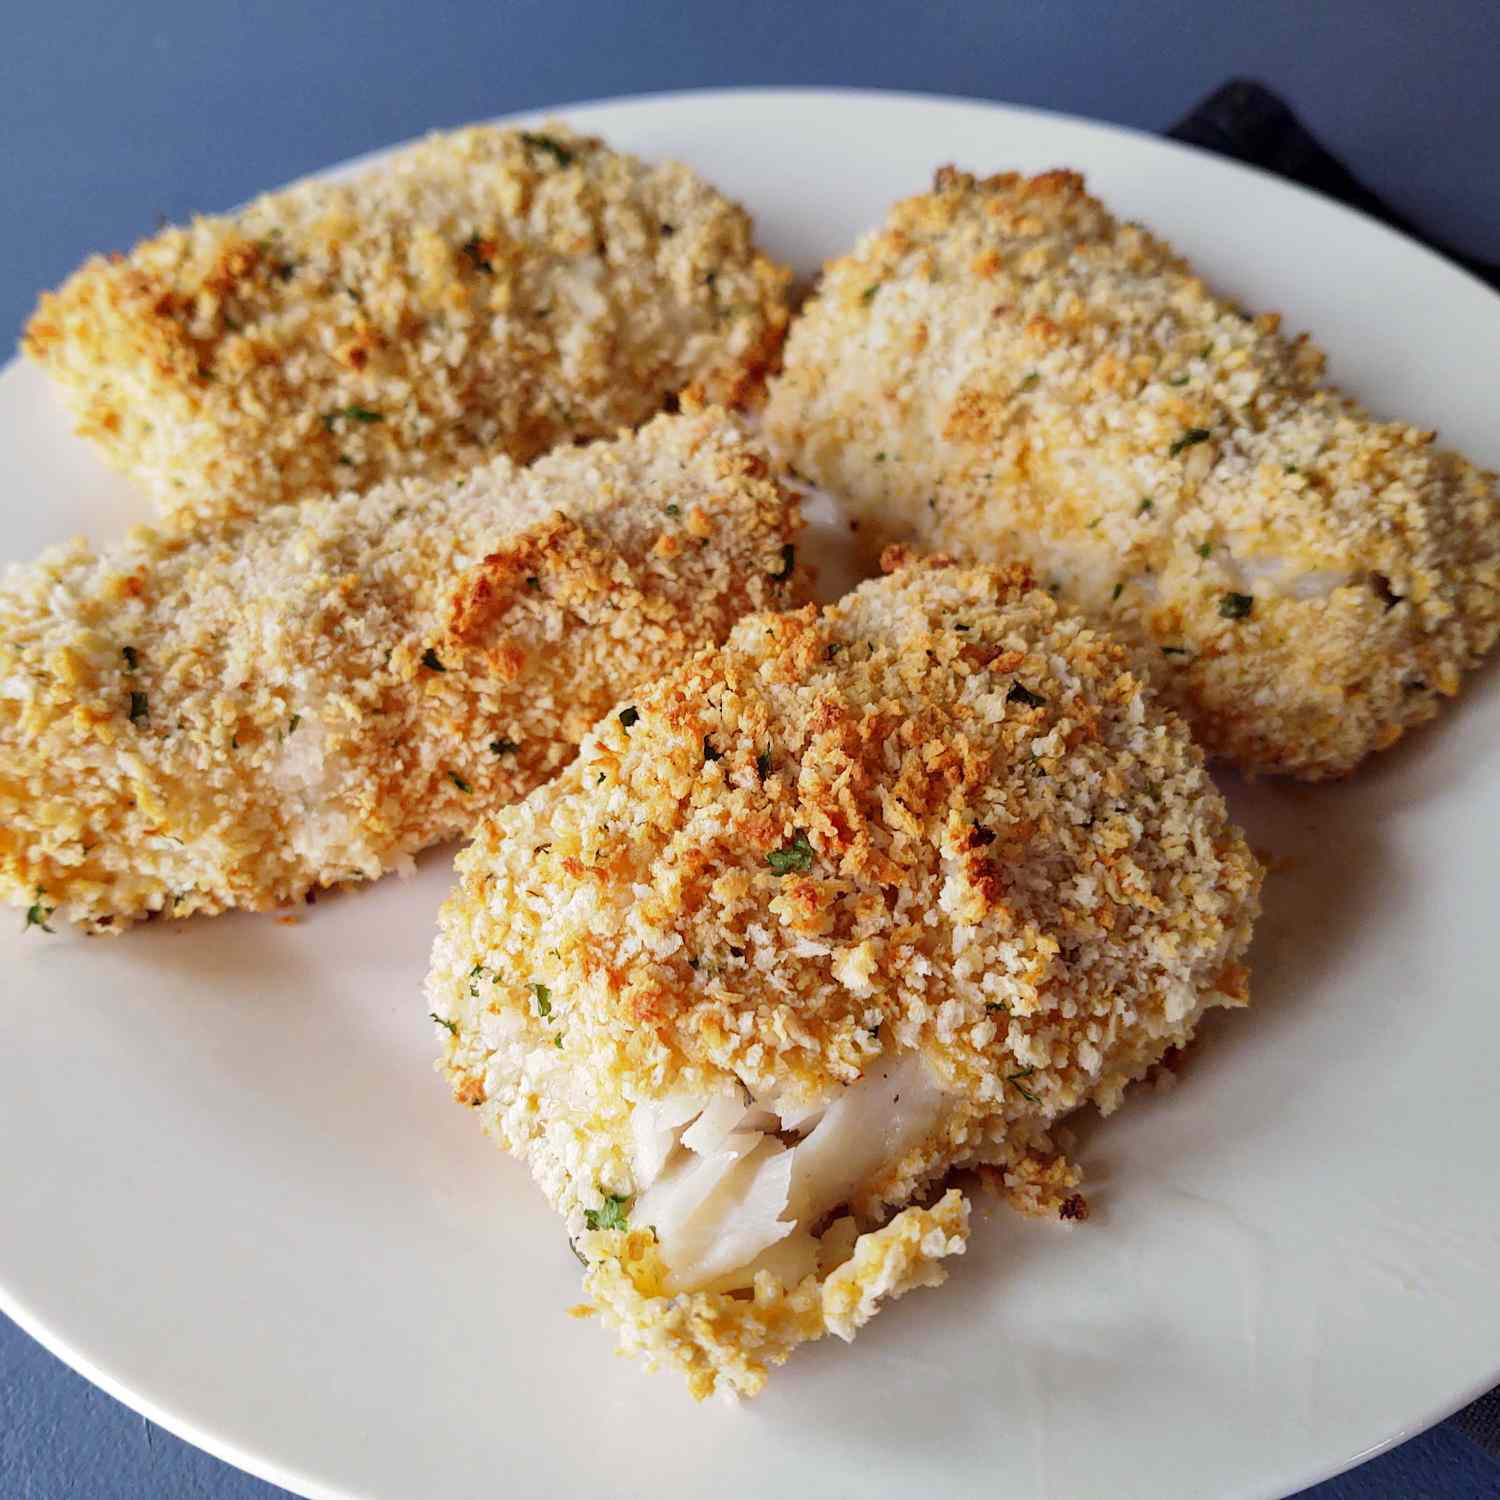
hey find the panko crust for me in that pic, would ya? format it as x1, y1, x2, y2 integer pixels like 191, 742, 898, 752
765, 167, 1500, 779
0, 410, 804, 932
428, 558, 1261, 1395
24, 123, 790, 526
579, 1190, 970, 1399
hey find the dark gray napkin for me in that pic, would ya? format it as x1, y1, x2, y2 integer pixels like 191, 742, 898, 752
1167, 78, 1500, 290
1168, 79, 1500, 1464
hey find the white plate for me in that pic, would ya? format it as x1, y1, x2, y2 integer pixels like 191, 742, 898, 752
3, 88, 1498, 1500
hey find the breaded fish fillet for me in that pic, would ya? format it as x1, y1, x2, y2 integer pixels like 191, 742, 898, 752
765, 168, 1500, 779
427, 558, 1261, 1398
24, 124, 789, 526
0, 411, 804, 933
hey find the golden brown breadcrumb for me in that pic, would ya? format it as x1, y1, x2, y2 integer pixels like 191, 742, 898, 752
765, 167, 1500, 778
24, 123, 789, 526
427, 557, 1261, 1397
0, 410, 804, 932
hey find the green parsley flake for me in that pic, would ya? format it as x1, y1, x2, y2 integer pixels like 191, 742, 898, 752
24, 889, 54, 934
665, 503, 680, 517
1161, 645, 1189, 657
1197, 541, 1214, 559
529, 982, 552, 1017
519, 132, 575, 167
1169, 373, 1190, 386
1018, 371, 1040, 391
1111, 582, 1124, 601
756, 748, 772, 782
767, 831, 814, 875
1219, 592, 1254, 620
1137, 497, 1154, 515
421, 647, 446, 672
583, 1193, 630, 1232
322, 405, 383, 431
121, 645, 139, 670
1007, 1066, 1039, 1104
448, 771, 473, 794
287, 714, 301, 735
1169, 426, 1212, 458
861, 283, 881, 305
128, 690, 148, 724
825, 642, 842, 660
618, 705, 639, 728
430, 1012, 458, 1036
491, 738, 519, 755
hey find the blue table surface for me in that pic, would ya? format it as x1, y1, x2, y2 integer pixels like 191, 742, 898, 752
4, 2, 1499, 1496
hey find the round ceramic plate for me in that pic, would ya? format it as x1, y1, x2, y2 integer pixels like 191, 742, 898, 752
2, 88, 1498, 1500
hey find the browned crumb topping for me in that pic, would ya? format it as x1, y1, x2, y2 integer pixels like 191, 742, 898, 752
766, 167, 1500, 779
0, 410, 804, 931
25, 123, 790, 525
427, 556, 1261, 1396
